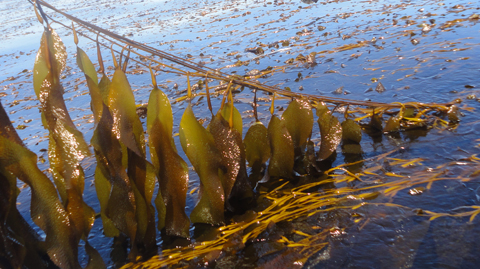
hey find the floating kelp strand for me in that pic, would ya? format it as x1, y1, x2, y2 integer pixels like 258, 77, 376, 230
122, 149, 480, 268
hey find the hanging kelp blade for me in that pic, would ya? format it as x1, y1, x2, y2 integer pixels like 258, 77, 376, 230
75, 47, 120, 241
0, 105, 50, 269
108, 67, 157, 255
91, 105, 137, 245
33, 26, 94, 243
76, 47, 103, 123
208, 112, 253, 212
147, 86, 190, 238
180, 105, 225, 225
317, 103, 342, 161
244, 122, 270, 168
108, 68, 145, 157
267, 115, 294, 179
341, 119, 362, 144
32, 28, 90, 169
0, 103, 81, 269
282, 99, 314, 155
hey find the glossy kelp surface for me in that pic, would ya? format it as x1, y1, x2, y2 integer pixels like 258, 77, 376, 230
1, 0, 480, 268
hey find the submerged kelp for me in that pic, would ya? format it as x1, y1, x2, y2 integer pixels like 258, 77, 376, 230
1, 0, 480, 268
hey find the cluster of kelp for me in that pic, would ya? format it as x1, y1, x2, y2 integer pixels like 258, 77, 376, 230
0, 1, 467, 269
128, 151, 480, 268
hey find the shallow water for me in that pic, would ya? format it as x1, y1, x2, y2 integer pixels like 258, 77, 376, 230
1, 0, 480, 268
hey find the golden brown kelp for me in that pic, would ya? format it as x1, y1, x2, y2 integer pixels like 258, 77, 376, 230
209, 106, 253, 212
341, 118, 362, 144
31, 22, 101, 268
107, 65, 157, 257
147, 74, 190, 238
76, 32, 155, 258
0, 102, 80, 268
20, 1, 475, 267
180, 105, 225, 225
124, 152, 480, 269
244, 121, 271, 183
33, 25, 94, 242
0, 105, 51, 269
77, 47, 122, 241
90, 104, 137, 249
267, 115, 295, 179
316, 103, 342, 161
282, 99, 314, 156
244, 91, 271, 183
75, 40, 120, 239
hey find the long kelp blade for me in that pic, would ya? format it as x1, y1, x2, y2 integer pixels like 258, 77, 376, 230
267, 115, 294, 179
108, 66, 156, 255
33, 27, 94, 249
147, 87, 190, 238
76, 47, 103, 123
0, 103, 80, 269
208, 112, 253, 212
33, 28, 90, 166
93, 157, 120, 237
0, 168, 26, 269
180, 105, 225, 225
108, 68, 144, 158
91, 104, 137, 245
282, 99, 314, 156
76, 46, 120, 239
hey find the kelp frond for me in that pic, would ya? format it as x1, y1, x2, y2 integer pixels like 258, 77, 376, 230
123, 152, 480, 268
